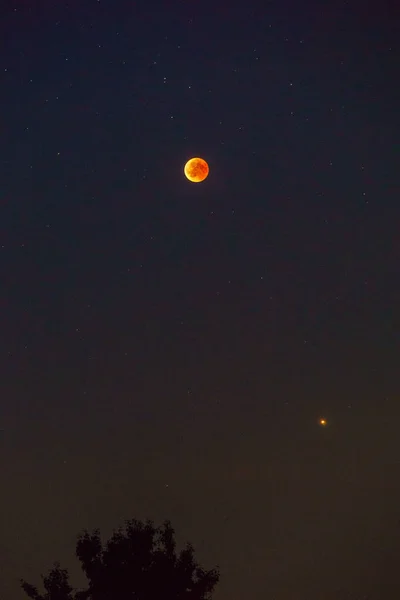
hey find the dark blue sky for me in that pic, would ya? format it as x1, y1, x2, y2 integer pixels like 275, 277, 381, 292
1, 1, 399, 599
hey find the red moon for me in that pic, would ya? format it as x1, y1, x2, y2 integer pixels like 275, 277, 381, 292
184, 157, 209, 183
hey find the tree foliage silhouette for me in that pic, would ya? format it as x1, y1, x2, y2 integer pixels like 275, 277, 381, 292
21, 519, 219, 600
20, 563, 74, 600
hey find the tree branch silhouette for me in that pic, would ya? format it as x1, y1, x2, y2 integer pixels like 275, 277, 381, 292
21, 518, 219, 600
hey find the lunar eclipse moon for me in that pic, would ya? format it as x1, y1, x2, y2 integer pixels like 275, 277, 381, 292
184, 157, 209, 183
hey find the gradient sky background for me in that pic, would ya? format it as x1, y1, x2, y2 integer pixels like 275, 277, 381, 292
1, 1, 399, 599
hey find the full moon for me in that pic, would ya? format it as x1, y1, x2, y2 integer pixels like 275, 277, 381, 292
184, 157, 209, 183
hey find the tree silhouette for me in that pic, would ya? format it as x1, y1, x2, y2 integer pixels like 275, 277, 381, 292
20, 563, 75, 600
21, 519, 219, 600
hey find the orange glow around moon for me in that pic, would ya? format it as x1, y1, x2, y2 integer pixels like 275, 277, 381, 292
184, 157, 209, 183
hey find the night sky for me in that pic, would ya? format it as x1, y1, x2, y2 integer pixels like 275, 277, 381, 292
1, 1, 399, 599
